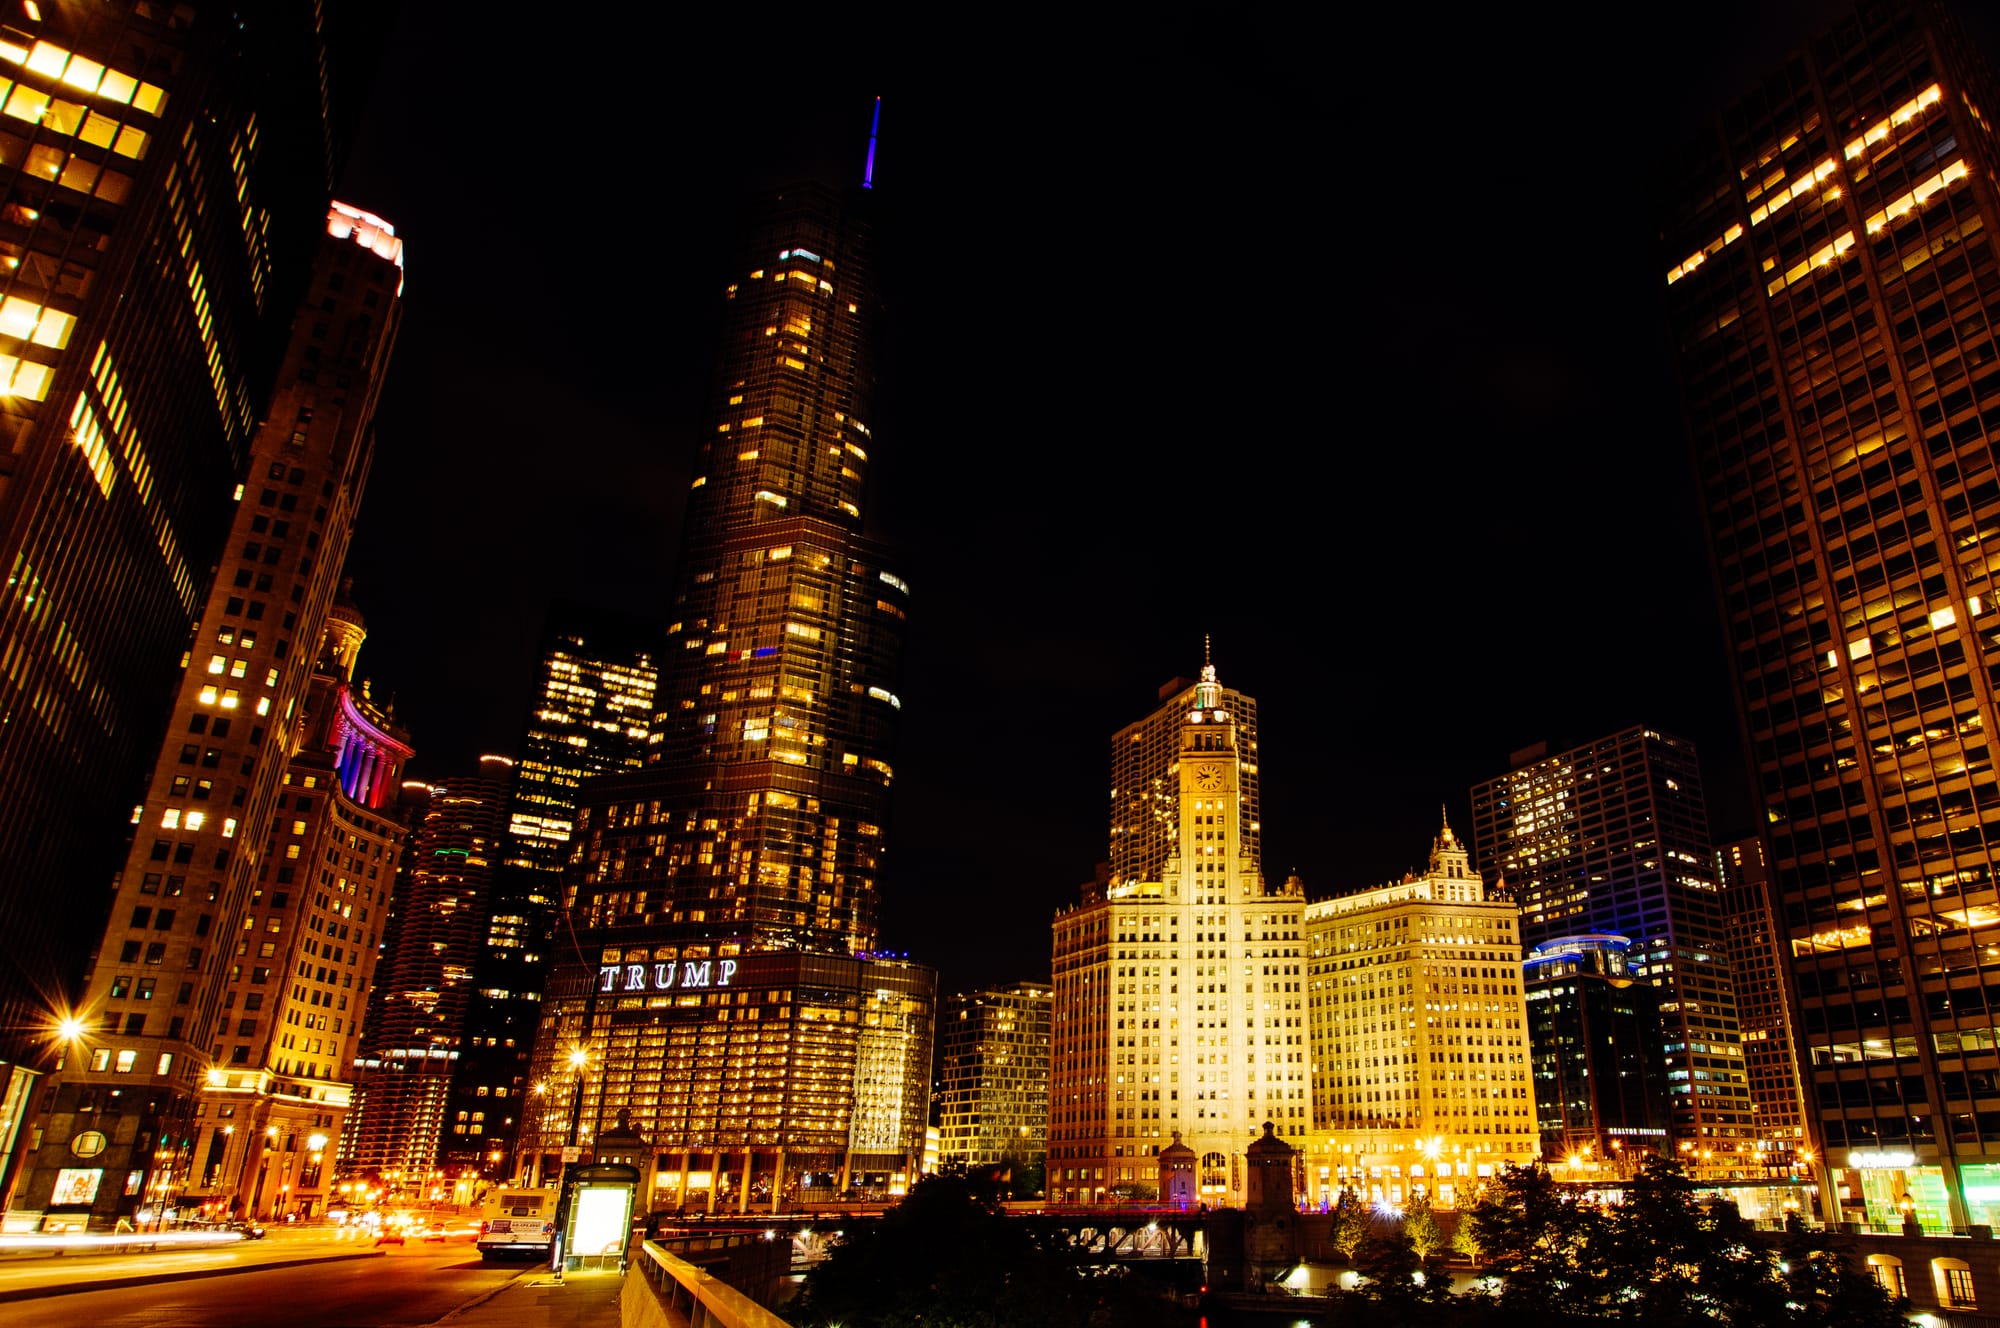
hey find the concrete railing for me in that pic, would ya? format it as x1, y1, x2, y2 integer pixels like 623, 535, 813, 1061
626, 1238, 796, 1328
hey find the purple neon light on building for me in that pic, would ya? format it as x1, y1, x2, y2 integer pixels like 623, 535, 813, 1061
863, 95, 880, 187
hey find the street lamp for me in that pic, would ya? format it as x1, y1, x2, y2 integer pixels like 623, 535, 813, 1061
550, 1045, 593, 1280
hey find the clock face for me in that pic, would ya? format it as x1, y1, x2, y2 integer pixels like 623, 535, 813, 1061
1193, 763, 1226, 792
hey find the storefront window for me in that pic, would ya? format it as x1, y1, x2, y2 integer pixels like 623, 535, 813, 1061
1961, 1162, 2000, 1228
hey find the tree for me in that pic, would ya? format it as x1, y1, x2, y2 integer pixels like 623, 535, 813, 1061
1462, 1156, 1909, 1328
1462, 1163, 1611, 1322
1344, 1226, 1461, 1328
1403, 1189, 1447, 1260
1329, 1186, 1370, 1262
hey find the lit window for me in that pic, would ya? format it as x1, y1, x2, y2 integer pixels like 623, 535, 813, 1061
161, 809, 180, 829
198, 684, 218, 705
255, 696, 270, 716
206, 655, 225, 674
184, 811, 204, 831
222, 818, 237, 839
114, 1049, 136, 1073
219, 689, 239, 709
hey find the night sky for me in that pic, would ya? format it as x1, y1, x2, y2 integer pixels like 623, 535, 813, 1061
329, 2, 1961, 998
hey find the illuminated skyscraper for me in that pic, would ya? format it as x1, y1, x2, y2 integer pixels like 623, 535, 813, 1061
0, 2, 390, 1149
936, 982, 1051, 1175
505, 604, 657, 871
1469, 729, 1755, 1174
1662, 0, 2000, 1226
10, 204, 406, 1228
1050, 663, 1308, 1207
1521, 933, 1672, 1168
440, 605, 657, 1181
345, 757, 511, 1192
571, 179, 907, 953
519, 177, 930, 1204
1303, 823, 1540, 1207
1715, 836, 1811, 1168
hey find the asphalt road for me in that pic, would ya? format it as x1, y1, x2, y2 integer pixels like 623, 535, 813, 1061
17, 1241, 525, 1328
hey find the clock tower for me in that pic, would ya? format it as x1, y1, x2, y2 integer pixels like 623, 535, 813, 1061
1177, 659, 1245, 898
1049, 653, 1309, 1210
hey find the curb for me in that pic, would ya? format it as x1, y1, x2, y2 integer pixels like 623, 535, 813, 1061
429, 1269, 535, 1322
0, 1247, 386, 1302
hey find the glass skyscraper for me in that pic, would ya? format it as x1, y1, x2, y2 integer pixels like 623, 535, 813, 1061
1470, 729, 1755, 1174
519, 178, 931, 1208
1666, 0, 2000, 1229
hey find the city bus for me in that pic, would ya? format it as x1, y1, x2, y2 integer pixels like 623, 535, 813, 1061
476, 1186, 559, 1262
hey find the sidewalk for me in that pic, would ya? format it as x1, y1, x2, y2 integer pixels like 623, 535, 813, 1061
431, 1266, 626, 1328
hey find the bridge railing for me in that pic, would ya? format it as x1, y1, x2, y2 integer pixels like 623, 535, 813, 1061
627, 1238, 796, 1328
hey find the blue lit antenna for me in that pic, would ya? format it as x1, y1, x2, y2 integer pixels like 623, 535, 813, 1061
862, 96, 881, 188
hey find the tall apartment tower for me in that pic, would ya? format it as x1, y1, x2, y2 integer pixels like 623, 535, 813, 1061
1469, 729, 1755, 1174
344, 758, 511, 1193
1049, 662, 1308, 1207
8, 204, 404, 1229
936, 982, 1051, 1175
1302, 823, 1540, 1208
1663, 0, 2000, 1227
437, 606, 658, 1182
1716, 836, 1811, 1168
180, 588, 410, 1221
518, 178, 932, 1208
0, 4, 388, 1107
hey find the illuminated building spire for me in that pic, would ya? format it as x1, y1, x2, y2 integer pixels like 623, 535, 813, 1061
863, 95, 881, 189
1195, 642, 1220, 711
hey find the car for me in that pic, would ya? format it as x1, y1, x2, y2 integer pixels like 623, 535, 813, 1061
224, 1220, 266, 1240
421, 1224, 447, 1243
374, 1230, 405, 1246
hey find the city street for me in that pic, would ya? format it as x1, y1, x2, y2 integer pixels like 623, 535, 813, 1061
9, 1236, 525, 1328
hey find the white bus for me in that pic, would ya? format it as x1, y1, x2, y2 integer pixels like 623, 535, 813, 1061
476, 1186, 559, 1262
